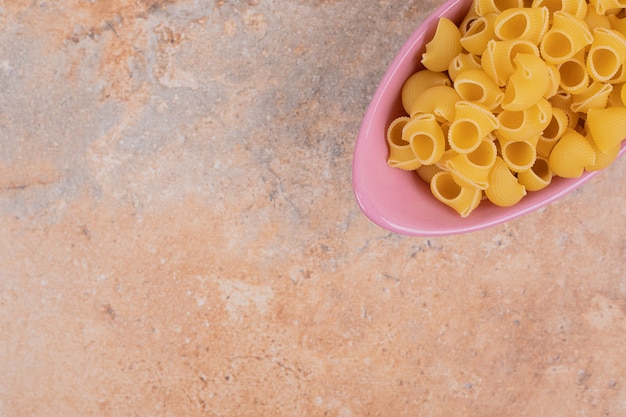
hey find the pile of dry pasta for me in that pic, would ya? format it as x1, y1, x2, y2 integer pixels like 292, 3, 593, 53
387, 0, 626, 217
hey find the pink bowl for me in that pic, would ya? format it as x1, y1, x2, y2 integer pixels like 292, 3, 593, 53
352, 0, 626, 236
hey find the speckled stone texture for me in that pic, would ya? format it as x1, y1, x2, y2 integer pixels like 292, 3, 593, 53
1, 0, 625, 416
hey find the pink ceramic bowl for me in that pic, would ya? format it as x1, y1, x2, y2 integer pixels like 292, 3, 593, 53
352, 0, 626, 236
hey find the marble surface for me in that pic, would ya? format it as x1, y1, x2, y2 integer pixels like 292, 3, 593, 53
1, 1, 625, 415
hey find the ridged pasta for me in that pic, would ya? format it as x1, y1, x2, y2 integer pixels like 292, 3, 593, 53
549, 92, 580, 128
401, 70, 452, 116
407, 85, 461, 121
571, 81, 613, 113
585, 134, 622, 170
485, 157, 527, 206
517, 156, 553, 190
501, 53, 551, 110
422, 18, 463, 72
404, 114, 447, 165
589, 0, 626, 15
586, 28, 626, 83
500, 137, 538, 172
544, 63, 561, 98
497, 97, 552, 141
461, 13, 498, 55
539, 11, 593, 65
548, 128, 596, 177
481, 39, 539, 86
532, 0, 588, 18
387, 117, 422, 170
494, 7, 549, 44
416, 164, 443, 183
453, 69, 504, 110
475, 0, 524, 16
586, 106, 626, 152
402, 70, 452, 114
430, 171, 483, 217
445, 139, 497, 189
557, 51, 590, 94
584, 6, 611, 31
607, 82, 625, 106
448, 53, 483, 81
385, 1, 626, 217
608, 13, 626, 36
448, 101, 500, 153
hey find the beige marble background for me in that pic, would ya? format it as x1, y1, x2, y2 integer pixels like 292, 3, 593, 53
1, 0, 625, 416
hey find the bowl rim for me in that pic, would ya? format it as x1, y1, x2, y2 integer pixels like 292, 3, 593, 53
352, 0, 626, 236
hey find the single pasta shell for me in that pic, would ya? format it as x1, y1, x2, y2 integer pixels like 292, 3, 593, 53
387, 117, 421, 170
445, 140, 497, 190
587, 106, 626, 153
401, 70, 452, 116
448, 53, 482, 82
494, 6, 549, 44
485, 157, 527, 207
585, 135, 621, 171
421, 18, 462, 72
453, 69, 504, 110
571, 81, 613, 113
548, 129, 596, 177
406, 85, 461, 120
540, 12, 593, 65
586, 28, 626, 83
518, 156, 552, 191
430, 171, 482, 218
460, 14, 498, 55
500, 138, 538, 172
448, 101, 499, 153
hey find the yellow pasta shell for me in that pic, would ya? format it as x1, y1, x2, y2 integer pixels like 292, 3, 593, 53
540, 106, 568, 142
549, 92, 580, 128
532, 0, 587, 18
607, 82, 625, 106
482, 39, 539, 86
585, 7, 611, 32
448, 101, 500, 153
500, 138, 538, 172
590, 0, 626, 15
460, 13, 498, 55
548, 129, 596, 177
401, 70, 452, 116
557, 51, 590, 94
587, 106, 626, 153
430, 171, 483, 217
475, 0, 524, 16
422, 18, 462, 72
608, 14, 626, 36
494, 7, 549, 44
454, 69, 504, 110
485, 157, 527, 207
517, 156, 553, 191
586, 28, 626, 83
497, 97, 552, 142
407, 85, 461, 121
585, 135, 621, 171
445, 139, 497, 189
387, 116, 421, 170
539, 11, 593, 65
405, 114, 447, 165
571, 81, 613, 113
501, 53, 550, 110
416, 164, 443, 183
448, 53, 483, 82
544, 64, 561, 98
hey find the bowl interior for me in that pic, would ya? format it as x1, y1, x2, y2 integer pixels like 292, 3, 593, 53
352, 0, 626, 236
